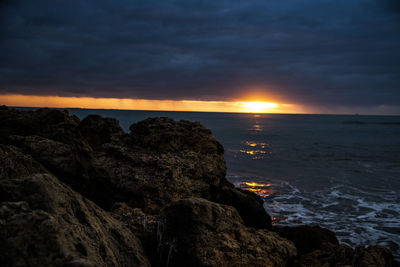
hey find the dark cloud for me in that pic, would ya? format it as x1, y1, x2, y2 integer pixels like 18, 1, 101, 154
0, 0, 399, 110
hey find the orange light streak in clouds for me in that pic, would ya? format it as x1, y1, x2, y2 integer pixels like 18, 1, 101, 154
0, 94, 307, 114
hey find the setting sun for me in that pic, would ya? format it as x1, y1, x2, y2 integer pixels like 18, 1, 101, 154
0, 94, 309, 114
241, 101, 278, 113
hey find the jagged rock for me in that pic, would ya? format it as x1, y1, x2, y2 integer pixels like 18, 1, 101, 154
0, 107, 94, 193
274, 225, 339, 255
0, 108, 83, 146
8, 135, 92, 183
0, 108, 271, 229
79, 115, 124, 150
161, 197, 297, 267
129, 117, 224, 154
92, 118, 271, 228
0, 173, 150, 267
211, 185, 272, 229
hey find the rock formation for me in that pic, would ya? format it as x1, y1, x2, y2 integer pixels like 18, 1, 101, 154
0, 168, 150, 266
0, 106, 398, 266
161, 198, 296, 267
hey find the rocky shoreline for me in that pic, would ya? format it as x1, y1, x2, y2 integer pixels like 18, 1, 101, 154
0, 106, 398, 267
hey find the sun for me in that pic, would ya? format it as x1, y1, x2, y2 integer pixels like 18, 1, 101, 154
242, 101, 278, 113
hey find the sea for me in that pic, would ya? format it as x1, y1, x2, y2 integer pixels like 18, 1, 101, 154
18, 107, 400, 258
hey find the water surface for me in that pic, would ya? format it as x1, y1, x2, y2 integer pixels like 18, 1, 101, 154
18, 107, 400, 258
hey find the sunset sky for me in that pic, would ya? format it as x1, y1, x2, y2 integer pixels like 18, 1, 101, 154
0, 0, 399, 114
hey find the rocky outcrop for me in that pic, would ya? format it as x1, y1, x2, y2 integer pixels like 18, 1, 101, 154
161, 198, 296, 267
129, 117, 224, 154
211, 185, 272, 229
275, 226, 400, 267
273, 225, 339, 255
0, 173, 150, 267
79, 114, 124, 150
90, 117, 270, 229
0, 106, 398, 266
0, 108, 270, 229
0, 107, 83, 147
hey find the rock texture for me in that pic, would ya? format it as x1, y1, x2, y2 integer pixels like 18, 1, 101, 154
161, 198, 296, 267
0, 108, 270, 229
91, 116, 271, 229
0, 173, 150, 267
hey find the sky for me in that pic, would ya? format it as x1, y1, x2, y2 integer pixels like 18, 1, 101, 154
0, 0, 399, 114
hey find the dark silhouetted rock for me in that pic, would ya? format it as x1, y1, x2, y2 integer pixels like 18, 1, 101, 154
274, 225, 339, 255
0, 173, 150, 267
290, 242, 354, 267
129, 117, 224, 154
353, 245, 398, 267
211, 185, 272, 229
79, 115, 124, 150
92, 117, 271, 229
290, 243, 400, 267
0, 108, 83, 146
0, 108, 271, 230
161, 198, 296, 267
8, 135, 92, 184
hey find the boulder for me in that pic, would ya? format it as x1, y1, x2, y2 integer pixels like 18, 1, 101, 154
79, 115, 124, 150
161, 198, 296, 267
0, 108, 271, 229
274, 225, 339, 255
0, 173, 150, 267
129, 117, 224, 154
211, 185, 272, 229
8, 135, 92, 181
92, 118, 271, 228
0, 107, 83, 146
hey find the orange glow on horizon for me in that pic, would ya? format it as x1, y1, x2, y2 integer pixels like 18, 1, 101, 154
241, 101, 278, 113
0, 94, 308, 114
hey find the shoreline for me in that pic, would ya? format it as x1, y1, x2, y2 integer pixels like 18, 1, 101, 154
0, 105, 398, 266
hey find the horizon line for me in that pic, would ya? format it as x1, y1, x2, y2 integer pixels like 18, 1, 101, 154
1, 94, 399, 116
5, 105, 400, 117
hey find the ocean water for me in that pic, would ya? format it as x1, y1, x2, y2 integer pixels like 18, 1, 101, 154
19, 108, 400, 258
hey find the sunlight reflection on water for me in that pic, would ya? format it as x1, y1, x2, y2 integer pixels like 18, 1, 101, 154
239, 141, 271, 159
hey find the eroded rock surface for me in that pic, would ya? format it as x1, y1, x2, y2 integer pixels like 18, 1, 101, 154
0, 173, 150, 267
161, 198, 297, 267
0, 108, 271, 229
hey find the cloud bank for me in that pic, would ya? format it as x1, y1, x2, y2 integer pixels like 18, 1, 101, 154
0, 0, 399, 112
